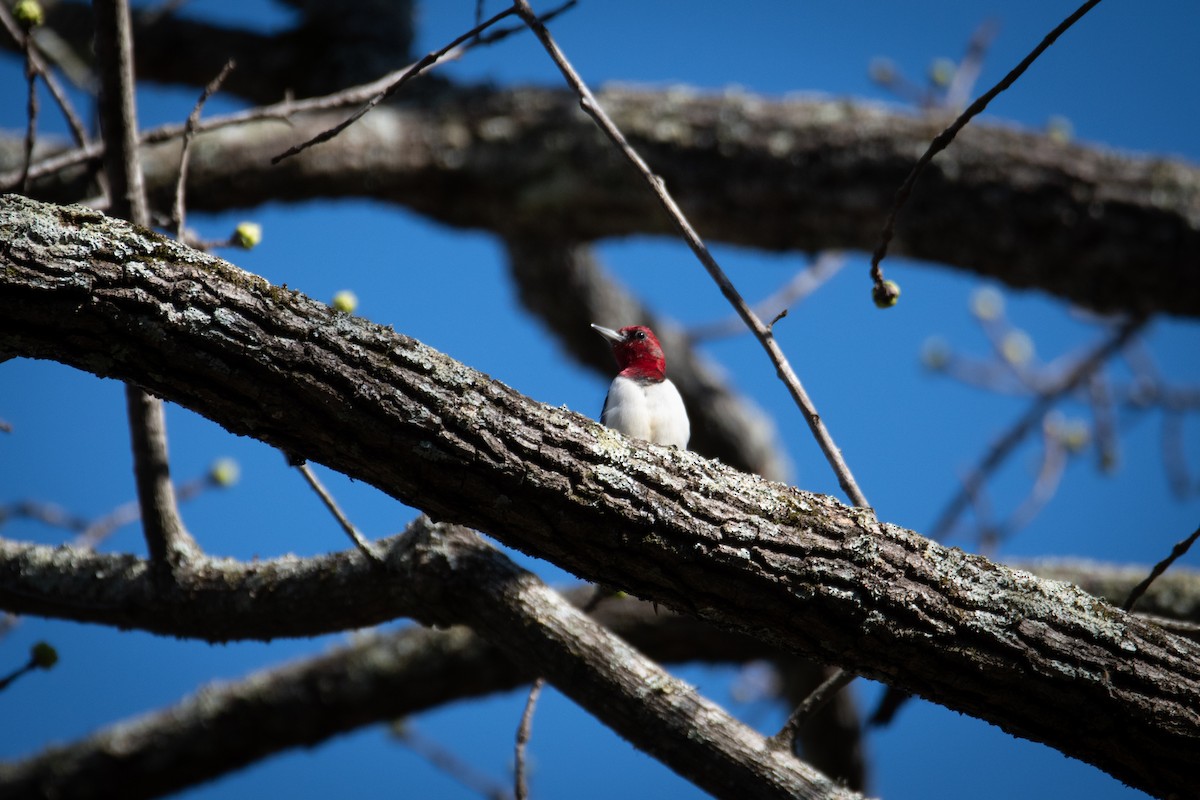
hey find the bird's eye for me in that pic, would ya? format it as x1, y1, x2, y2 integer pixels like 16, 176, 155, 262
633, 330, 646, 340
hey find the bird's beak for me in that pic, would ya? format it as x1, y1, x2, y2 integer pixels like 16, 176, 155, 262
590, 324, 623, 344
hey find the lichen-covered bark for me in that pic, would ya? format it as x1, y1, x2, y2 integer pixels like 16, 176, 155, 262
1, 195, 1197, 798
1, 533, 1192, 797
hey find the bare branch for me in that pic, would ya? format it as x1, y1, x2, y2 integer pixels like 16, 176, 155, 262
270, 5, 518, 165
514, 677, 543, 800
294, 461, 381, 564
391, 722, 513, 800
172, 59, 235, 238
1, 195, 1197, 798
1123, 524, 1200, 612
930, 318, 1146, 540
6, 87, 1198, 320
0, 2, 90, 148
688, 254, 846, 343
770, 669, 856, 752
868, 0, 1102, 292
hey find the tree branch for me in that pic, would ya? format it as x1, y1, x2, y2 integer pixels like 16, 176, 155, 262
0, 195, 1197, 798
6, 86, 1198, 318
93, 0, 197, 568
0, 519, 852, 800
412, 523, 854, 800
2, 535, 1194, 796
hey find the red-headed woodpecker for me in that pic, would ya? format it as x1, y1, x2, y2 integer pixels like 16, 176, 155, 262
591, 324, 690, 449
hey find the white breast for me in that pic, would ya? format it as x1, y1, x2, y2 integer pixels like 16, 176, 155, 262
601, 375, 690, 449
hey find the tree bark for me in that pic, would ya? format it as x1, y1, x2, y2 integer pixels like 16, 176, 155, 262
3, 528, 1193, 797
6, 85, 1199, 318
1, 195, 1197, 799
1, 519, 856, 800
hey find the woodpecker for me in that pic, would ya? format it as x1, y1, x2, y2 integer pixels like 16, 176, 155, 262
591, 324, 690, 449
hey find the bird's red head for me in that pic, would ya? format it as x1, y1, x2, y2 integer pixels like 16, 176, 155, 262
591, 324, 667, 381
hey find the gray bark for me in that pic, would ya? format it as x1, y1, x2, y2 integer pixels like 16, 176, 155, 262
1, 195, 1197, 799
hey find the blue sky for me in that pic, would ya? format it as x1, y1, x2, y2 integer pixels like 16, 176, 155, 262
2, 2, 1198, 798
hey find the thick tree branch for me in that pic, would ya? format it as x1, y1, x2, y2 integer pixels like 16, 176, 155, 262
412, 523, 854, 800
3, 517, 1194, 644
0, 195, 1197, 798
3, 535, 1194, 797
6, 86, 1199, 317
1, 518, 852, 800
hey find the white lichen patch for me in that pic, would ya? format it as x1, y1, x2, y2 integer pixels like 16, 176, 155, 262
718, 520, 751, 542
592, 463, 637, 495
179, 306, 213, 327
211, 307, 243, 329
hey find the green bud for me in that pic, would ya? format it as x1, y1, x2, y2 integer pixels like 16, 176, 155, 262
332, 290, 358, 314
1046, 115, 1073, 144
928, 57, 956, 88
1056, 419, 1091, 453
13, 0, 44, 29
872, 279, 901, 309
209, 457, 241, 487
232, 221, 262, 250
970, 287, 1003, 321
1001, 330, 1034, 366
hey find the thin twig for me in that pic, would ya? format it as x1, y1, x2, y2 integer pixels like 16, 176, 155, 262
173, 59, 236, 239
985, 422, 1068, 551
769, 668, 856, 751
392, 721, 513, 800
1122, 524, 1200, 612
0, 475, 218, 545
266, 1, 577, 166
2, 1, 578, 192
974, 300, 1037, 390
1087, 371, 1119, 474
294, 461, 383, 564
688, 253, 846, 343
0, 2, 90, 148
20, 31, 38, 194
513, 0, 868, 509
931, 317, 1145, 540
0, 500, 90, 532
1162, 411, 1193, 498
271, 6, 520, 165
514, 677, 544, 800
868, 0, 1102, 295
943, 18, 1001, 111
